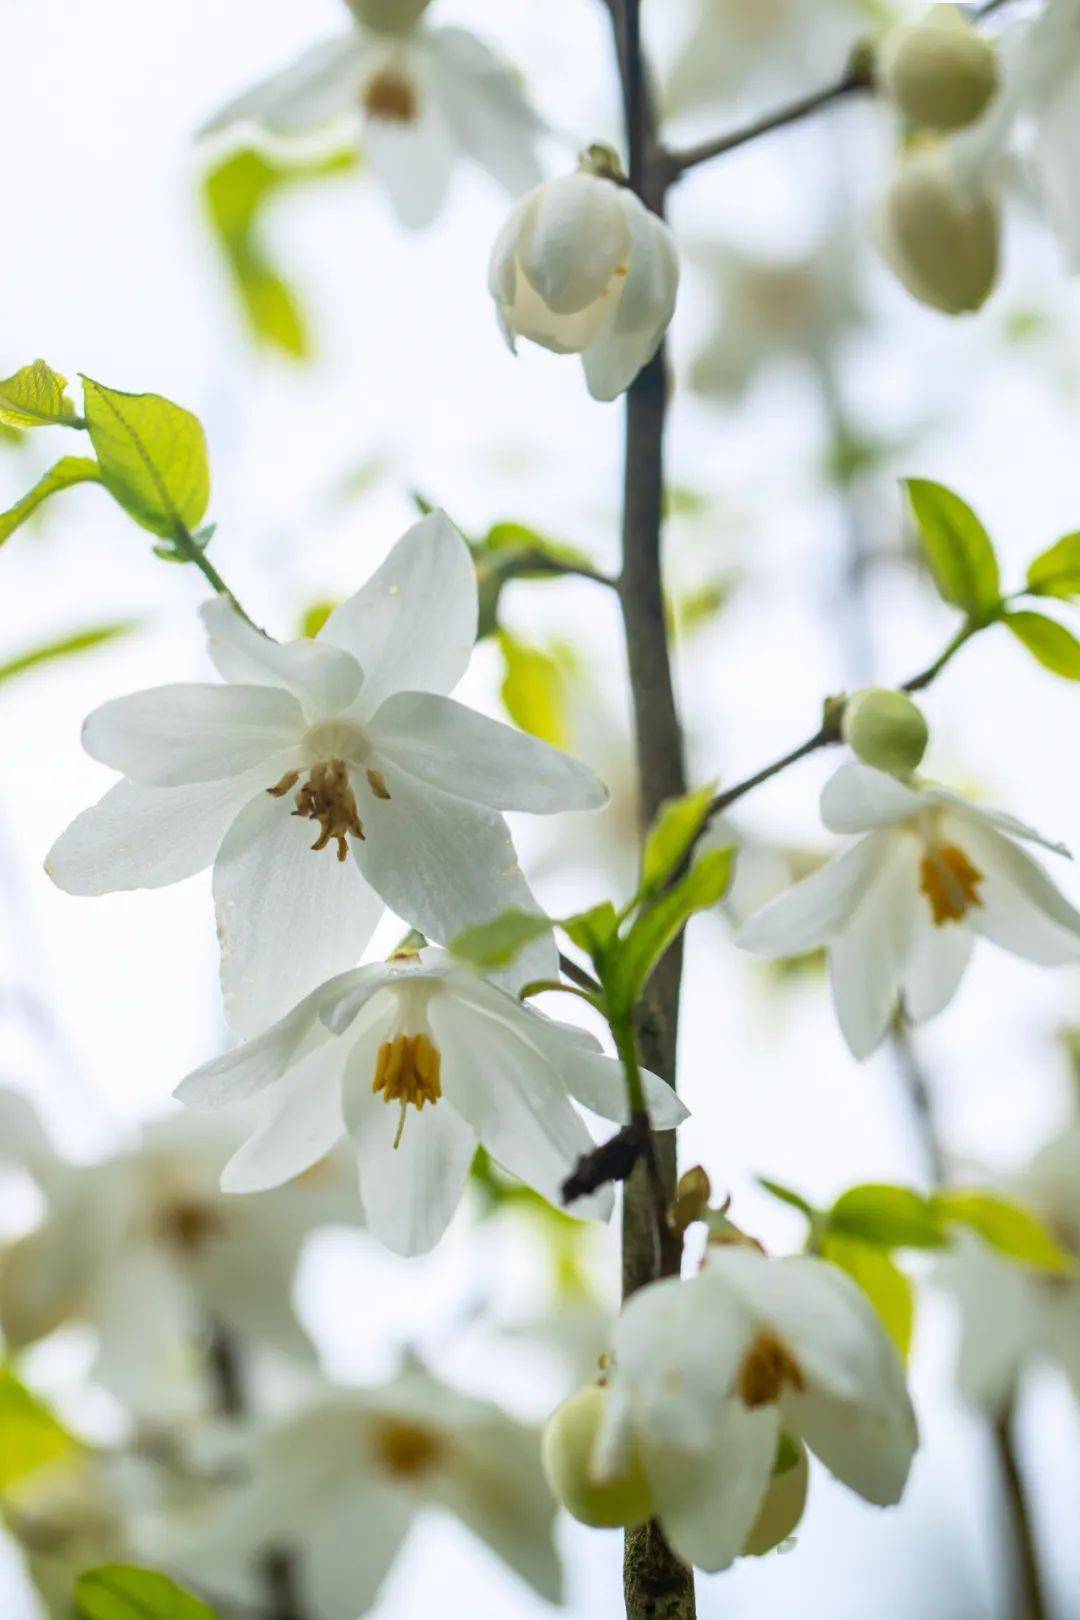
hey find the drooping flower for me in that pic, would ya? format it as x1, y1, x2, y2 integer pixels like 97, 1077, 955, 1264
200, 0, 546, 230
46, 514, 607, 1034
182, 1363, 564, 1617
942, 1120, 1080, 1412
489, 161, 680, 402
581, 1247, 918, 1571
175, 947, 687, 1258
0, 1109, 355, 1424
737, 762, 1080, 1059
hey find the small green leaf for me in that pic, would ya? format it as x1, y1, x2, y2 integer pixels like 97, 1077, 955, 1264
0, 456, 103, 548
562, 901, 620, 962
82, 378, 210, 541
0, 622, 136, 686
498, 630, 570, 748
450, 908, 553, 970
482, 520, 595, 576
757, 1177, 818, 1224
611, 848, 734, 1011
75, 1566, 217, 1620
0, 360, 80, 430
827, 1184, 946, 1250
0, 1366, 81, 1492
905, 479, 1001, 617
639, 782, 716, 900
821, 1235, 915, 1360
1026, 532, 1080, 600
932, 1189, 1075, 1273
1003, 611, 1080, 680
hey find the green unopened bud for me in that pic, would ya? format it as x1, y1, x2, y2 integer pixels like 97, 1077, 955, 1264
742, 1439, 809, 1557
842, 687, 929, 776
542, 1384, 653, 1530
877, 145, 999, 315
579, 142, 626, 183
879, 7, 999, 132
345, 0, 432, 33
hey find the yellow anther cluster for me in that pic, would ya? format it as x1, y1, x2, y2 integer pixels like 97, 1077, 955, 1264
737, 1332, 805, 1410
919, 842, 984, 927
267, 760, 365, 862
372, 1415, 444, 1479
373, 1033, 442, 1148
363, 67, 419, 123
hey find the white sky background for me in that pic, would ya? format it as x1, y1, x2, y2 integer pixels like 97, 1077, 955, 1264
2, 0, 1080, 1616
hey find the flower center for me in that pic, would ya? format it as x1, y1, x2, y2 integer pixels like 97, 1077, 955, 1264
373, 1031, 442, 1148
157, 1197, 227, 1256
737, 1332, 805, 1409
919, 842, 984, 927
363, 67, 418, 123
372, 1415, 444, 1478
267, 730, 390, 862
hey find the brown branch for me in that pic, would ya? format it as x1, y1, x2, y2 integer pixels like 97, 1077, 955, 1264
667, 63, 871, 180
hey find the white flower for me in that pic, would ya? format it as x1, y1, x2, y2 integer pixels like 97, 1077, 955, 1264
592, 1247, 918, 1572
489, 166, 680, 402
943, 1121, 1080, 1412
200, 1, 545, 230
46, 514, 606, 1035
175, 947, 687, 1258
0, 1110, 354, 1423
737, 762, 1080, 1059
185, 1364, 564, 1616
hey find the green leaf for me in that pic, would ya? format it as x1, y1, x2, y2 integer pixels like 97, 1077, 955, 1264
450, 908, 553, 970
0, 1366, 81, 1493
498, 630, 570, 748
0, 360, 80, 429
1026, 532, 1080, 600
932, 1189, 1075, 1273
482, 520, 595, 575
827, 1184, 946, 1250
757, 1177, 818, 1224
821, 1235, 915, 1360
639, 782, 716, 901
0, 622, 135, 686
562, 901, 620, 962
610, 848, 734, 1011
82, 378, 210, 541
75, 1566, 217, 1620
904, 479, 1001, 618
1003, 611, 1080, 680
0, 456, 103, 548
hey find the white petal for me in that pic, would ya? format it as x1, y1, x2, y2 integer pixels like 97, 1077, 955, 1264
90, 1248, 204, 1422
320, 513, 477, 715
45, 773, 264, 896
175, 986, 337, 1109
363, 50, 456, 230
213, 791, 384, 1035
820, 762, 924, 833
562, 1053, 688, 1129
518, 172, 630, 315
642, 1405, 778, 1575
582, 197, 679, 402
943, 1242, 1035, 1414
351, 771, 557, 988
962, 823, 1080, 966
431, 27, 544, 197
829, 835, 919, 1059
1033, 59, 1080, 271
199, 35, 364, 137
488, 194, 534, 342
82, 683, 303, 786
581, 312, 659, 404
736, 834, 885, 957
934, 790, 1072, 857
785, 1379, 917, 1506
221, 1041, 350, 1194
369, 690, 607, 812
304, 1490, 412, 1619
900, 905, 975, 1024
201, 599, 365, 719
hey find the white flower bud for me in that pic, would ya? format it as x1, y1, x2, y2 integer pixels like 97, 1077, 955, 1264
742, 1440, 810, 1558
344, 0, 432, 33
877, 145, 999, 314
489, 166, 680, 402
879, 6, 999, 132
542, 1384, 653, 1529
842, 688, 930, 776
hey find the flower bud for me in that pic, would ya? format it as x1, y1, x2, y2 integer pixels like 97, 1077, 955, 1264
877, 145, 999, 314
742, 1440, 809, 1557
542, 1384, 653, 1529
842, 688, 929, 776
344, 0, 432, 33
879, 7, 999, 132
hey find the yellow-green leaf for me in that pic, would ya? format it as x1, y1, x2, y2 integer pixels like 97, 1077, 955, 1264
0, 622, 135, 686
932, 1189, 1075, 1273
75, 1566, 217, 1620
821, 1235, 916, 1360
905, 479, 1001, 617
1004, 610, 1080, 680
0, 361, 80, 430
82, 378, 209, 541
0, 456, 103, 548
639, 782, 716, 900
1026, 531, 1080, 600
562, 901, 620, 962
611, 848, 734, 1011
450, 908, 553, 970
0, 1366, 81, 1493
498, 630, 570, 748
828, 1184, 946, 1249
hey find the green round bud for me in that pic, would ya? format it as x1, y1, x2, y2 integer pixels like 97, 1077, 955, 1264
742, 1441, 810, 1558
345, 0, 432, 33
842, 687, 929, 775
879, 8, 999, 132
877, 146, 999, 315
542, 1385, 653, 1530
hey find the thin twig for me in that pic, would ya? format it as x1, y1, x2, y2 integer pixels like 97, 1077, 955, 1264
667, 63, 871, 180
993, 1406, 1051, 1620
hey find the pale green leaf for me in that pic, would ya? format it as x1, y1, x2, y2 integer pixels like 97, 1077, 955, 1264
0, 361, 80, 430
639, 782, 716, 900
821, 1235, 915, 1360
757, 1177, 817, 1223
0, 1366, 81, 1493
82, 378, 210, 541
75, 1566, 217, 1620
1026, 532, 1080, 600
0, 457, 103, 548
611, 848, 734, 1011
0, 623, 135, 686
932, 1189, 1075, 1273
498, 630, 570, 748
905, 479, 1001, 617
1004, 611, 1080, 680
450, 908, 553, 970
827, 1184, 946, 1250
562, 901, 620, 962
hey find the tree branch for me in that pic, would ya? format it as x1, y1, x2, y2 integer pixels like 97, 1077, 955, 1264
667, 62, 871, 180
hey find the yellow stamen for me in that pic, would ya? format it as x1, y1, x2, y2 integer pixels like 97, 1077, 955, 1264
157, 1198, 227, 1256
367, 767, 391, 800
267, 759, 366, 860
737, 1332, 805, 1409
919, 843, 984, 927
372, 1416, 443, 1478
363, 67, 418, 123
373, 1032, 442, 1149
